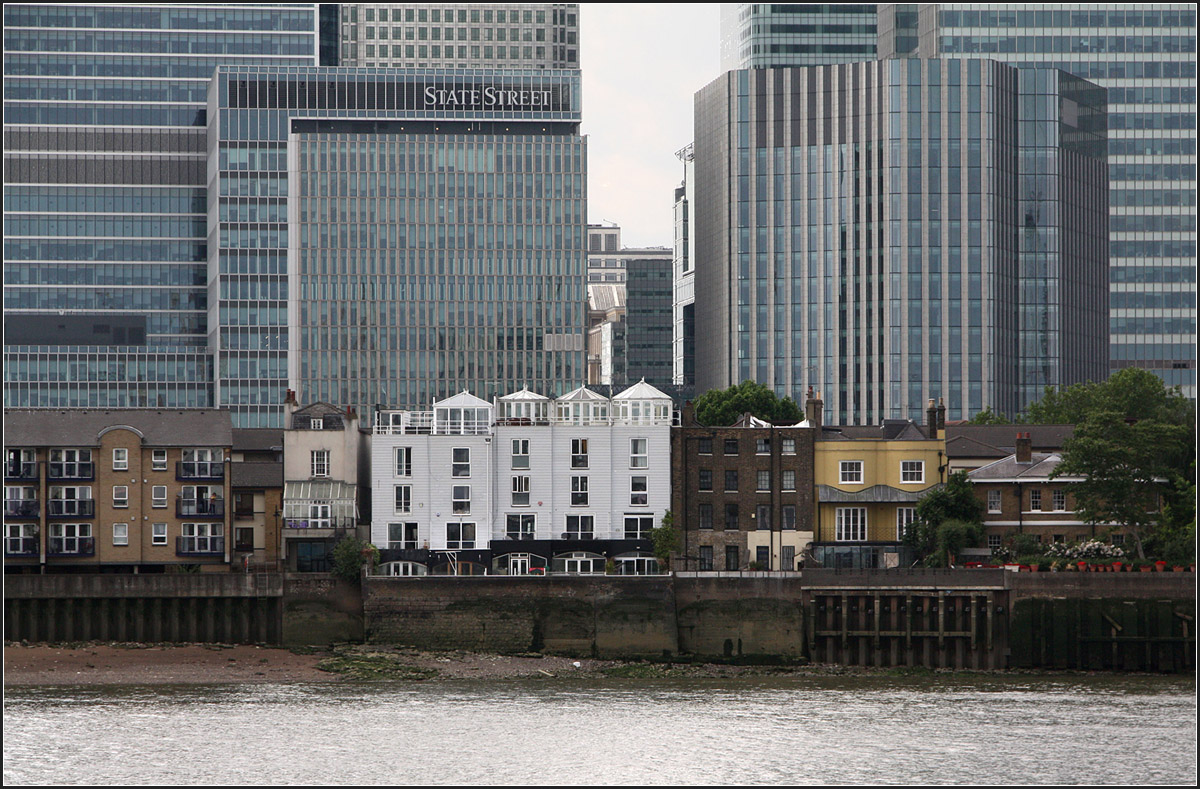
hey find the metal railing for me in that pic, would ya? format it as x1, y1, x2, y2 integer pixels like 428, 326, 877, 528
4, 500, 40, 518
4, 535, 39, 557
47, 536, 95, 557
47, 462, 94, 481
177, 461, 224, 480
47, 499, 94, 517
177, 497, 225, 517
176, 535, 225, 556
5, 462, 37, 480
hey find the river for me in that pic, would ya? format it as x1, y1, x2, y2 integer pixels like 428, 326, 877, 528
4, 674, 1195, 785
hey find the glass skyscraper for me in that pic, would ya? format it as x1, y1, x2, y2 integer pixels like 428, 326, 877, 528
209, 66, 586, 426
692, 59, 1110, 424
3, 4, 319, 410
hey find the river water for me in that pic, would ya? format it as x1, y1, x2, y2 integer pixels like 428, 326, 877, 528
4, 674, 1195, 785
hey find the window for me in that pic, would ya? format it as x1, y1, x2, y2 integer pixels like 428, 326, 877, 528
624, 516, 654, 539
756, 505, 771, 530
452, 486, 471, 514
112, 448, 128, 471
152, 485, 167, 508
452, 448, 471, 477
723, 439, 739, 455
699, 504, 713, 530
901, 461, 924, 483
113, 523, 128, 546
389, 522, 419, 550
782, 438, 796, 455
152, 523, 167, 546
782, 505, 796, 530
1053, 490, 1067, 511
782, 470, 796, 491
840, 461, 864, 484
571, 438, 588, 468
725, 502, 739, 530
152, 450, 168, 471
310, 418, 323, 430
394, 485, 411, 513
987, 534, 1002, 550
49, 485, 91, 516
311, 450, 330, 478
987, 489, 1002, 513
1030, 489, 1042, 511
698, 438, 712, 454
725, 470, 738, 492
180, 523, 222, 553
699, 545, 714, 571
756, 438, 770, 454
571, 476, 588, 506
6, 448, 35, 478
308, 503, 331, 529
180, 448, 221, 478
49, 523, 92, 554
630, 476, 648, 507
756, 546, 770, 570
512, 476, 530, 506
446, 522, 475, 549
113, 485, 128, 508
725, 545, 739, 571
235, 528, 254, 552
698, 469, 712, 491
395, 447, 413, 476
566, 514, 593, 539
630, 438, 648, 468
836, 508, 867, 541
896, 508, 916, 541
1111, 534, 1125, 546
511, 439, 529, 469
506, 513, 535, 540
757, 470, 770, 492
49, 448, 93, 478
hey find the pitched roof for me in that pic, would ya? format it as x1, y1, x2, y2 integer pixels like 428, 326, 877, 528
612, 379, 671, 401
432, 390, 492, 409
558, 385, 610, 402
945, 425, 1074, 457
4, 409, 233, 447
231, 461, 283, 488
233, 428, 283, 452
967, 452, 1080, 481
498, 387, 549, 401
817, 421, 933, 441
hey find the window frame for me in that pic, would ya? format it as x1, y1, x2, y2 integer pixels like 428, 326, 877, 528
394, 484, 412, 514
782, 438, 796, 455
152, 449, 168, 471
112, 448, 128, 471
446, 521, 476, 549
395, 446, 413, 477
1052, 489, 1067, 511
511, 438, 530, 469
1030, 489, 1043, 511
571, 438, 589, 469
451, 485, 471, 514
152, 485, 167, 508
987, 489, 1002, 513
724, 469, 738, 492
570, 475, 588, 506
839, 460, 864, 484
699, 503, 713, 530
506, 513, 535, 540
723, 438, 739, 456
896, 507, 916, 541
900, 460, 925, 484
152, 522, 168, 546
452, 447, 471, 478
511, 475, 530, 507
756, 469, 771, 492
112, 485, 128, 508
630, 438, 648, 469
630, 476, 648, 507
624, 515, 654, 540
698, 469, 712, 491
565, 514, 593, 539
112, 522, 128, 546
311, 450, 330, 479
836, 507, 867, 541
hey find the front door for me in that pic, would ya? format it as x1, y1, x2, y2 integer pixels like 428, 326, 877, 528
509, 554, 529, 575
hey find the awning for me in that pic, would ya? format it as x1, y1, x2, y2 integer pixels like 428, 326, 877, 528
817, 483, 942, 504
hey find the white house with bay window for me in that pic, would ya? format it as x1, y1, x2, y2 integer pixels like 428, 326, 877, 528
369, 382, 673, 574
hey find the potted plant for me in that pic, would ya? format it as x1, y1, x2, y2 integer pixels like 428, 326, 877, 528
1154, 560, 1168, 572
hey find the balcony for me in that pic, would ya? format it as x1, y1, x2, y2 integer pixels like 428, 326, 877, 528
47, 499, 95, 518
177, 497, 225, 517
176, 536, 225, 556
5, 462, 37, 481
4, 500, 40, 519
5, 535, 39, 557
284, 516, 353, 531
177, 461, 224, 481
47, 462, 94, 481
47, 536, 95, 557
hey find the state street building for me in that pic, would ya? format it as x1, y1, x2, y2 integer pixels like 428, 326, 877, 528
208, 66, 586, 426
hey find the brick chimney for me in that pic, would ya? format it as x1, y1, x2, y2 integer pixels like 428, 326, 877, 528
1015, 432, 1032, 464
936, 397, 946, 432
804, 388, 823, 426
283, 388, 300, 415
926, 399, 938, 432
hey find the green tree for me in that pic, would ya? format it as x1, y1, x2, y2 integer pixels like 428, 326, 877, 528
929, 519, 984, 568
650, 510, 680, 570
903, 471, 984, 561
692, 380, 802, 427
1052, 412, 1190, 560
967, 407, 1012, 425
1024, 367, 1194, 426
332, 536, 380, 584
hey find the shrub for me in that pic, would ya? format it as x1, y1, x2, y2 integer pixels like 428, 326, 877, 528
332, 536, 380, 584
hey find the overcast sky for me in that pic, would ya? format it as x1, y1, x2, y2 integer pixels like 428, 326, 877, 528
580, 4, 722, 248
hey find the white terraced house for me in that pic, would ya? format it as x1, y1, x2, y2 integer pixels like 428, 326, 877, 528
369, 382, 674, 576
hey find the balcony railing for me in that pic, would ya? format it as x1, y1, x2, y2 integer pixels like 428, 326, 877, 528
5, 462, 37, 480
374, 411, 492, 436
177, 461, 224, 481
47, 462, 94, 481
176, 535, 225, 556
4, 500, 40, 518
177, 498, 225, 517
284, 516, 353, 530
47, 499, 95, 517
5, 536, 39, 557
47, 536, 95, 557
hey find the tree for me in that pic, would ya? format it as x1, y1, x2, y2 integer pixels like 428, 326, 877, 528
332, 536, 380, 584
692, 380, 802, 427
903, 471, 984, 561
1024, 367, 1194, 426
650, 510, 680, 570
1052, 411, 1189, 560
967, 407, 1011, 425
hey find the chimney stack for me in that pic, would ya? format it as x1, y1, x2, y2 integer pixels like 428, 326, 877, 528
1015, 432, 1032, 464
936, 397, 946, 432
804, 389, 824, 426
926, 399, 938, 432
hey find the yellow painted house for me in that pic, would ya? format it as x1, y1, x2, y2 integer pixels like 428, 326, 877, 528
809, 395, 947, 569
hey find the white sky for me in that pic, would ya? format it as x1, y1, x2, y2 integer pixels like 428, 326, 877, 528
580, 3, 722, 248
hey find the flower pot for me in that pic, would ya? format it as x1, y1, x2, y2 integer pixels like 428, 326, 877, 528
1155, 561, 1168, 572
1139, 566, 1154, 573
1028, 564, 1039, 573
1173, 566, 1185, 572
1111, 562, 1123, 572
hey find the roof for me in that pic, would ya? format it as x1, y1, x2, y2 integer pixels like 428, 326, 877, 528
731, 412, 772, 428
432, 391, 492, 409
558, 385, 610, 402
945, 425, 1074, 458
498, 387, 549, 401
231, 461, 283, 488
4, 409, 233, 447
232, 428, 283, 452
817, 421, 932, 442
967, 453, 1080, 482
612, 379, 671, 401
587, 284, 625, 312
818, 483, 939, 503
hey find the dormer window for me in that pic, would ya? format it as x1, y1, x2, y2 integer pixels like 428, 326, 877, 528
311, 418, 323, 430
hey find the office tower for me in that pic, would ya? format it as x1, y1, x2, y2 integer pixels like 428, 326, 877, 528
887, 4, 1197, 396
337, 3, 578, 69
693, 59, 1109, 424
209, 66, 587, 426
3, 5, 320, 410
586, 224, 672, 285
720, 4, 879, 72
673, 144, 696, 388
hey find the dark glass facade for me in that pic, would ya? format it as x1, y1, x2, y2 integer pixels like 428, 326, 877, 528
210, 66, 586, 426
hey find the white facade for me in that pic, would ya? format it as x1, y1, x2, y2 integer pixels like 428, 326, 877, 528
369, 384, 673, 555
